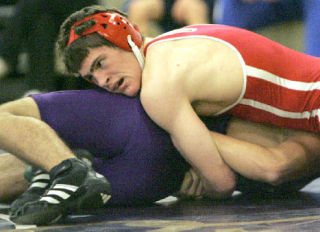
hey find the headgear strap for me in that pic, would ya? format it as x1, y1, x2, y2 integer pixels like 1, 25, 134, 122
67, 12, 143, 51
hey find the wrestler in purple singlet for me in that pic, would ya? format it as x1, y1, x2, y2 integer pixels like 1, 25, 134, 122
31, 89, 230, 205
30, 89, 312, 202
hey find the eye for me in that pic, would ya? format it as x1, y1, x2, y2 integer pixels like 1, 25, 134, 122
96, 60, 102, 69
95, 59, 106, 70
83, 74, 95, 83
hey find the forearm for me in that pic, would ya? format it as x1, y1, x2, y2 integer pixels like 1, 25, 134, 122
140, 83, 236, 198
172, 131, 236, 198
209, 130, 320, 185
209, 131, 280, 182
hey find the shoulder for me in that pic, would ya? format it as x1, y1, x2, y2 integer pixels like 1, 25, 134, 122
142, 36, 223, 96
143, 38, 207, 83
145, 34, 227, 72
142, 42, 191, 102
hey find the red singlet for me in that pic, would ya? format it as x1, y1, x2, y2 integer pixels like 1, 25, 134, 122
144, 24, 320, 133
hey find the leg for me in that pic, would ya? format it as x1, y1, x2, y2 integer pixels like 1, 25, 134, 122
0, 97, 111, 225
0, 153, 28, 202
10, 149, 94, 217
0, 97, 75, 171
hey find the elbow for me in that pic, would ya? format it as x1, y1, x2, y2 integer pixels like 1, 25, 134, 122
217, 175, 237, 194
220, 178, 237, 196
213, 182, 236, 199
204, 175, 236, 199
234, 146, 290, 186
217, 185, 236, 198
259, 149, 288, 186
262, 165, 286, 186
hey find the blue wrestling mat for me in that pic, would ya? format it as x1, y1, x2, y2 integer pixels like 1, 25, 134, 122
1, 178, 320, 232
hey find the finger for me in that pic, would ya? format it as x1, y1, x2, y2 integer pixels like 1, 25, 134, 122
195, 178, 203, 197
179, 170, 193, 194
186, 169, 201, 197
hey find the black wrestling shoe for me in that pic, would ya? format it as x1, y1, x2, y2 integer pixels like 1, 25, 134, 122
10, 168, 50, 217
9, 149, 95, 217
73, 148, 95, 167
10, 158, 111, 225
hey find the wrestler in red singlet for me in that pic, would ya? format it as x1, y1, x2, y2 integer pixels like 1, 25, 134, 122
145, 24, 320, 133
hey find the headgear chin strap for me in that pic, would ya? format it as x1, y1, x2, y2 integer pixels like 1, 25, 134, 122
127, 35, 144, 69
67, 12, 144, 68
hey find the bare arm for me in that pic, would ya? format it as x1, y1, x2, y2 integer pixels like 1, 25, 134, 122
141, 91, 236, 198
141, 72, 236, 199
178, 118, 320, 198
180, 117, 320, 198
217, 118, 320, 185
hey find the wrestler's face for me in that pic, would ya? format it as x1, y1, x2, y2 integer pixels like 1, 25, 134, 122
79, 46, 142, 97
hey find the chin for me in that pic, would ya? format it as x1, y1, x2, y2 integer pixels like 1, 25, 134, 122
124, 87, 140, 97
125, 92, 138, 97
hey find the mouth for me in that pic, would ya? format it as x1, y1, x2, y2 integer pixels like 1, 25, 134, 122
116, 78, 125, 90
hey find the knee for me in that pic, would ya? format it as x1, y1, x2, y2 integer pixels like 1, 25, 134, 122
0, 97, 40, 118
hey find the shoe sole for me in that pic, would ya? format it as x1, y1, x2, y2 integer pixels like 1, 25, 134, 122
11, 176, 111, 225
10, 204, 65, 225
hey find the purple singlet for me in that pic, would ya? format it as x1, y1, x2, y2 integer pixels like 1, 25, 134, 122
31, 89, 230, 205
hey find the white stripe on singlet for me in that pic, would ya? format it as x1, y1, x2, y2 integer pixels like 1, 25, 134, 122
246, 65, 320, 91
241, 66, 320, 120
240, 98, 320, 119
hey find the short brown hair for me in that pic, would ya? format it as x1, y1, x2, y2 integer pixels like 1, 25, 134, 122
56, 5, 127, 74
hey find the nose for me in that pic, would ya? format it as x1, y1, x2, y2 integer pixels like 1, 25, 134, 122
95, 74, 110, 88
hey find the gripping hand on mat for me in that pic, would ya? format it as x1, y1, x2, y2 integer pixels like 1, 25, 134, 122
176, 168, 206, 199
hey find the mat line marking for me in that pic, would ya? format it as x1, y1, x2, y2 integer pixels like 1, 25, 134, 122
105, 214, 320, 227
3, 212, 320, 231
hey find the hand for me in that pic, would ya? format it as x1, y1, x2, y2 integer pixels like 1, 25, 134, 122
176, 168, 205, 199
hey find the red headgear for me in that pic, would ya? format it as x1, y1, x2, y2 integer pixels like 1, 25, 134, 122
67, 12, 143, 51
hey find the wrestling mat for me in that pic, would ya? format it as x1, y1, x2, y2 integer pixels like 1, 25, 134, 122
1, 179, 320, 232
